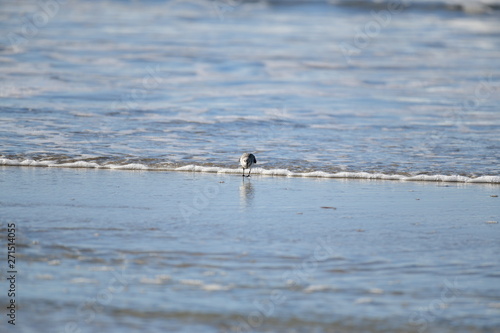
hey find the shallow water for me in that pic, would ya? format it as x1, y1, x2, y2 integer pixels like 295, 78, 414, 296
1, 0, 499, 181
1, 166, 500, 332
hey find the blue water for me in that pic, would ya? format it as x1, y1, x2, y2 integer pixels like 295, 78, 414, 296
1, 0, 499, 180
1, 1, 500, 331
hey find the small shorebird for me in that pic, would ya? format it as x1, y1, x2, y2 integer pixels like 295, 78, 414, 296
239, 153, 257, 177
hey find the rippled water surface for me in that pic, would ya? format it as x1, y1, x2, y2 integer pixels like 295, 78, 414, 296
1, 0, 499, 179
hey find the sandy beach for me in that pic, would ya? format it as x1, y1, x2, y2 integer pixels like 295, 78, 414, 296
1, 166, 499, 332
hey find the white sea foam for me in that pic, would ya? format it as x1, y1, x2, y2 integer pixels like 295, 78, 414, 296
178, 279, 232, 291
107, 163, 149, 170
201, 284, 232, 292
304, 284, 337, 293
1, 158, 499, 184
70, 278, 99, 284
19, 159, 52, 167
57, 161, 100, 168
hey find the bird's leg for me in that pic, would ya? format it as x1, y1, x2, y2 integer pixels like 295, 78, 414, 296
242, 167, 245, 177
247, 168, 251, 177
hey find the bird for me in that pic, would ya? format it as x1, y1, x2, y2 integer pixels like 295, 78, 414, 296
239, 153, 257, 177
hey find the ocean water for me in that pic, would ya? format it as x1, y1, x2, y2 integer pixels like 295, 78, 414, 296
1, 1, 500, 331
0, 0, 499, 182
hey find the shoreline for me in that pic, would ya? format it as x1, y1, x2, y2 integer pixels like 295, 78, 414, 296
1, 159, 499, 184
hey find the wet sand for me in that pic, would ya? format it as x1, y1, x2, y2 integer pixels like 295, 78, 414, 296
1, 166, 499, 333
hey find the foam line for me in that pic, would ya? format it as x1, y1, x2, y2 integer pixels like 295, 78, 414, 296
1, 158, 499, 184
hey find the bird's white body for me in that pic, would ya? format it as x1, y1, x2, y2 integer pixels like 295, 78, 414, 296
239, 153, 257, 177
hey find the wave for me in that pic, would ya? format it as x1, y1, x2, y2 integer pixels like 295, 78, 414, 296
2, 158, 499, 184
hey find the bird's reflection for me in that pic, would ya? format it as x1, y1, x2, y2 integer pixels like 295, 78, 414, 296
239, 178, 255, 210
